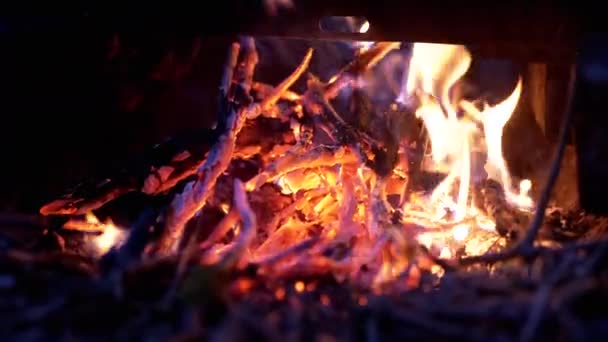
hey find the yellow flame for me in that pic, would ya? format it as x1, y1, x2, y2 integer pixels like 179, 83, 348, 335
359, 20, 370, 33
85, 212, 100, 224
439, 246, 452, 259
479, 79, 522, 193
396, 42, 533, 260
85, 212, 126, 255
460, 79, 533, 210
220, 203, 231, 214
400, 43, 471, 119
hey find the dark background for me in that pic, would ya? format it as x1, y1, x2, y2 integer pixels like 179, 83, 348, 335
0, 22, 233, 213
1, 4, 608, 215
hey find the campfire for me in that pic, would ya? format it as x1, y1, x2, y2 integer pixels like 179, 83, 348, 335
4, 16, 608, 340
42, 37, 538, 286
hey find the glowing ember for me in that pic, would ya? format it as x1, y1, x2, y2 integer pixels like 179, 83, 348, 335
294, 281, 305, 293
84, 212, 127, 256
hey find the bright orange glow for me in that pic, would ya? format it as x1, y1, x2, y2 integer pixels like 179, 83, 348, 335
234, 277, 255, 294
294, 281, 305, 293
359, 20, 370, 33
85, 212, 127, 256
220, 203, 230, 214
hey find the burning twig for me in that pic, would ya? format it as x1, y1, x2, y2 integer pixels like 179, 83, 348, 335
246, 50, 313, 121
62, 219, 106, 234
157, 41, 315, 255
306, 75, 378, 161
252, 82, 301, 102
40, 186, 134, 216
155, 39, 258, 255
218, 179, 257, 269
323, 42, 401, 99
257, 48, 313, 114
157, 102, 250, 255
246, 146, 357, 191
200, 208, 240, 250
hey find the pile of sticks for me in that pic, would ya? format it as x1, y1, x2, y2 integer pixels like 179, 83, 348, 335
3, 36, 607, 340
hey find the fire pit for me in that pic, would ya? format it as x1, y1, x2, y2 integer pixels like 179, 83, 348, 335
3, 2, 608, 340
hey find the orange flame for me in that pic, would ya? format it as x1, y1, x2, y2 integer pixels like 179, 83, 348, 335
85, 212, 127, 256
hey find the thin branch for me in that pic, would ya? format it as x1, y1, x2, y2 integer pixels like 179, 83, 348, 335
252, 82, 301, 102
245, 146, 357, 191
258, 48, 313, 114
218, 179, 258, 269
